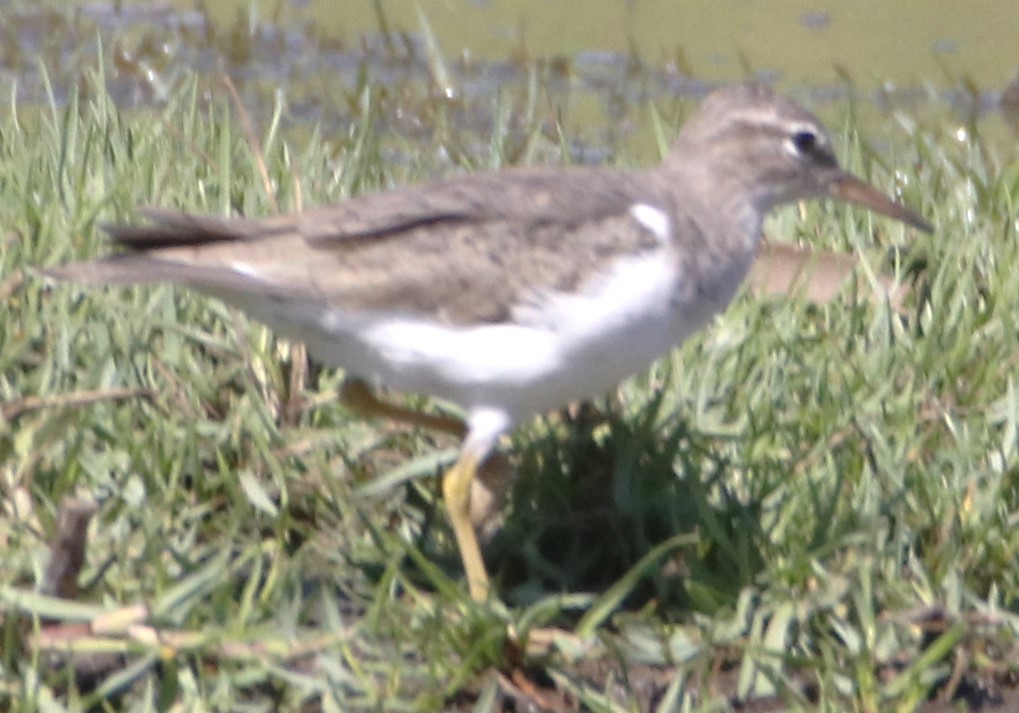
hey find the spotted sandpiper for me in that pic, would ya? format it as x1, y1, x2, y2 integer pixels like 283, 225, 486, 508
45, 83, 932, 601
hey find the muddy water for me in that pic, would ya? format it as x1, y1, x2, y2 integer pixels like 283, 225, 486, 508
193, 0, 1014, 89
2, 1, 1014, 164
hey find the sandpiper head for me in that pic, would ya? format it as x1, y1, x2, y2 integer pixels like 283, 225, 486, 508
671, 84, 932, 232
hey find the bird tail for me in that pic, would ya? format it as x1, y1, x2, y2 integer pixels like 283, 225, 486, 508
40, 208, 261, 288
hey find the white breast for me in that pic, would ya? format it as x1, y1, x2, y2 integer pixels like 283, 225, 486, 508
319, 250, 709, 419
212, 243, 744, 427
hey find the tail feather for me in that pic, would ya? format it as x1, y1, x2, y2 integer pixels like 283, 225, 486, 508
43, 208, 294, 293
105, 207, 248, 250
40, 254, 266, 294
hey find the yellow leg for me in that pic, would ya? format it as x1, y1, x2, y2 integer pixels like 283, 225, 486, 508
442, 452, 490, 601
342, 378, 507, 600
340, 379, 466, 437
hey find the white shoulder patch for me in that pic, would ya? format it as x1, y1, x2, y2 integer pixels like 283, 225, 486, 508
628, 203, 671, 243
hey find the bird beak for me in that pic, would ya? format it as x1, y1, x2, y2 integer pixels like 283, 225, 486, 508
828, 172, 933, 233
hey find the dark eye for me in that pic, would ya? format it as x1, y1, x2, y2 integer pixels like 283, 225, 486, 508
790, 130, 817, 154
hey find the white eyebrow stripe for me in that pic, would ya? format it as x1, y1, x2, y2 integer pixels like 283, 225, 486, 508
628, 203, 671, 244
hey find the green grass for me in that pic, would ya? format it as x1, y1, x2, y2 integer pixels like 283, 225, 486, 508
0, 67, 1017, 713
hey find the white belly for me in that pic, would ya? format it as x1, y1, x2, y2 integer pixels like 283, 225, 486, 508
222, 250, 745, 425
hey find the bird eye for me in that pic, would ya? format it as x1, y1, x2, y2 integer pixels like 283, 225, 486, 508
790, 129, 817, 155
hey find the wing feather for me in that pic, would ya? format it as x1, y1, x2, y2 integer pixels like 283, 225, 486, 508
47, 166, 672, 324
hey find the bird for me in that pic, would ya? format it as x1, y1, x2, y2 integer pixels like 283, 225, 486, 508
44, 83, 932, 601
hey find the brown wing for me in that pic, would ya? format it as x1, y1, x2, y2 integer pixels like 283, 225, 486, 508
47, 166, 666, 324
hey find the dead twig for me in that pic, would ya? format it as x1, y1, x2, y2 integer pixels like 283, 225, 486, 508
1, 386, 152, 421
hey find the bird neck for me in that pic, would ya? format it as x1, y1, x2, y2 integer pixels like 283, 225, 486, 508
665, 167, 765, 261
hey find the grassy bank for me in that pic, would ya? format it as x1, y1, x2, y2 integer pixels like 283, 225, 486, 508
0, 70, 1017, 712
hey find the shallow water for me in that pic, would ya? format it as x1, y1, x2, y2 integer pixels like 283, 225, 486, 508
208, 0, 1014, 90
2, 1, 1015, 164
